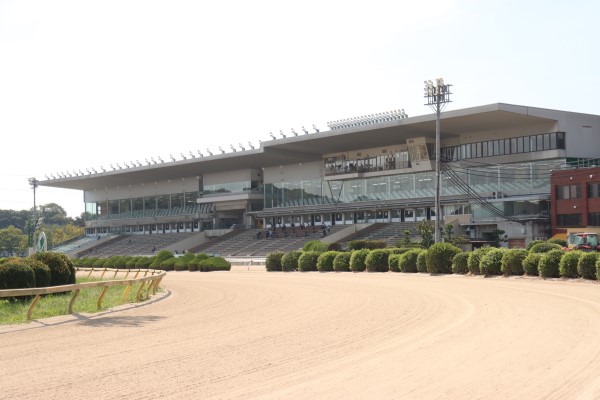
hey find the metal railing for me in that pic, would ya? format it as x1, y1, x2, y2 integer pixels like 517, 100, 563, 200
0, 268, 165, 321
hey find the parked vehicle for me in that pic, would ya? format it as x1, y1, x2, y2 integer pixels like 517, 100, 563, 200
565, 233, 600, 252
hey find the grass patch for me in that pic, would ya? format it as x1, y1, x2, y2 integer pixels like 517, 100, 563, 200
0, 277, 162, 325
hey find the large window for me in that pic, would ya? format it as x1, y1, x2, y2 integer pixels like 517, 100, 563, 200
556, 184, 581, 200
442, 132, 565, 162
589, 213, 600, 226
557, 213, 582, 226
588, 183, 600, 198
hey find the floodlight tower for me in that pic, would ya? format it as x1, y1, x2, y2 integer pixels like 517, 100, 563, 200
424, 78, 452, 243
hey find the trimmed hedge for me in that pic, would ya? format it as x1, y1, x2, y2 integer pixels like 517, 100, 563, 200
281, 250, 301, 272
579, 252, 599, 280
266, 252, 285, 271
317, 251, 340, 272
529, 242, 562, 254
523, 253, 543, 276
547, 238, 568, 248
302, 240, 328, 252
199, 256, 231, 271
27, 258, 52, 287
416, 250, 428, 273
333, 252, 351, 272
538, 249, 563, 278
31, 252, 76, 286
348, 240, 387, 250
527, 240, 546, 251
365, 249, 390, 272
501, 249, 527, 276
467, 247, 493, 275
135, 256, 153, 269
452, 252, 470, 275
349, 249, 370, 272
480, 248, 506, 276
388, 254, 402, 272
174, 253, 196, 271
150, 250, 174, 269
160, 257, 177, 271
425, 243, 462, 274
400, 249, 425, 273
0, 261, 35, 290
298, 251, 320, 271
559, 250, 582, 278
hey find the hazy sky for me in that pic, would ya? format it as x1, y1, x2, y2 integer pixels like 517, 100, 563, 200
1, 0, 598, 218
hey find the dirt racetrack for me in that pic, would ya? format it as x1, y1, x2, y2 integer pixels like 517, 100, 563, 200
3, 269, 600, 399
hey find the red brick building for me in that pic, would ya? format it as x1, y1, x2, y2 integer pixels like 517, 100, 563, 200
551, 164, 600, 234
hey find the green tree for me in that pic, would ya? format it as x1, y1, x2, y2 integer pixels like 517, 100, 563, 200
39, 203, 70, 226
0, 226, 27, 256
417, 220, 434, 249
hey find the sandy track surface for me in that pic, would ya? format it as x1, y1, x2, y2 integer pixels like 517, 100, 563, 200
3, 270, 600, 399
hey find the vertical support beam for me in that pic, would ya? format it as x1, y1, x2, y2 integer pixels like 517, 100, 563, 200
26, 295, 41, 321
435, 104, 441, 244
97, 287, 108, 310
68, 289, 80, 314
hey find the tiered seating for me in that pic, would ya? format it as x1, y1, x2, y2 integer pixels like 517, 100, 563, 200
52, 236, 99, 253
344, 222, 419, 247
191, 225, 347, 257
81, 233, 197, 258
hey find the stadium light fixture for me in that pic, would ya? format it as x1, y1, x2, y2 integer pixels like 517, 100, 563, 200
424, 77, 453, 243
180, 153, 187, 160
206, 148, 213, 155
313, 124, 320, 133
292, 128, 298, 136
279, 130, 286, 138
270, 132, 276, 139
239, 143, 245, 151
189, 151, 195, 158
248, 141, 254, 149
219, 146, 225, 154
302, 126, 308, 134
197, 150, 203, 157
158, 157, 164, 163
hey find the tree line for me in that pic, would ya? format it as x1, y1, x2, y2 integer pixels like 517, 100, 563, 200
0, 203, 85, 256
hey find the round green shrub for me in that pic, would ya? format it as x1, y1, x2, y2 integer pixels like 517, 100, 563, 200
526, 240, 546, 251
174, 252, 195, 271
529, 242, 562, 254
349, 249, 370, 272
125, 256, 141, 269
150, 250, 174, 269
467, 247, 493, 275
281, 250, 301, 272
302, 240, 328, 252
579, 252, 599, 280
199, 257, 231, 271
0, 261, 35, 290
266, 252, 285, 271
365, 249, 390, 272
400, 248, 424, 273
480, 248, 506, 276
538, 249, 563, 278
416, 250, 428, 273
92, 258, 106, 268
547, 238, 568, 247
25, 258, 51, 287
298, 251, 320, 271
559, 250, 582, 278
452, 252, 470, 275
32, 252, 76, 286
348, 240, 387, 250
160, 257, 177, 271
71, 258, 84, 267
317, 251, 339, 272
187, 258, 200, 271
135, 256, 153, 269
523, 253, 542, 276
388, 254, 402, 272
425, 243, 462, 274
501, 249, 527, 276
81, 257, 98, 267
333, 252, 351, 272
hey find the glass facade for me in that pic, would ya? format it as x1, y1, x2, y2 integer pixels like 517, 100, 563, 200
264, 159, 562, 209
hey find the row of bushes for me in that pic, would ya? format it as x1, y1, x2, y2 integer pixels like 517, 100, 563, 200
0, 252, 76, 290
265, 240, 600, 280
72, 250, 231, 272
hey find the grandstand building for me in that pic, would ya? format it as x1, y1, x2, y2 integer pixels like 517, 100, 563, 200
40, 103, 600, 249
